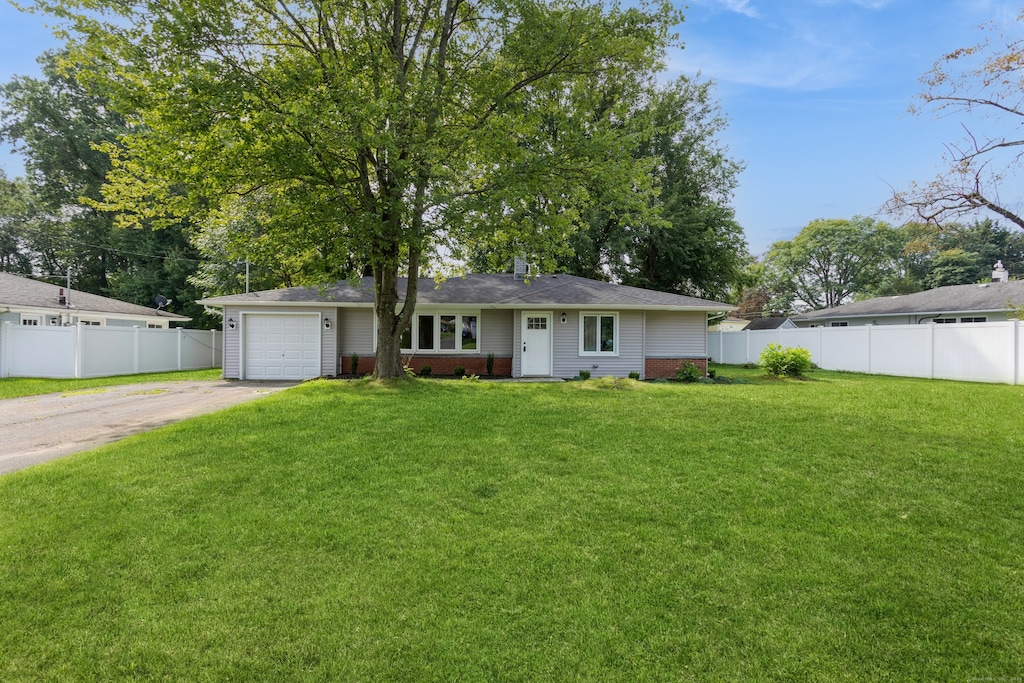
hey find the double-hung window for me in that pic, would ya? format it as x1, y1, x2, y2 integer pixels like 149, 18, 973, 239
580, 313, 617, 355
397, 311, 479, 353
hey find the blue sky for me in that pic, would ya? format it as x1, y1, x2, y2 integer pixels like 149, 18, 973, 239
1, 0, 1020, 254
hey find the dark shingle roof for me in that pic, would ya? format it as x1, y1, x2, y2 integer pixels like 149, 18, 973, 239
0, 272, 190, 320
200, 273, 733, 311
793, 280, 1024, 320
744, 317, 793, 330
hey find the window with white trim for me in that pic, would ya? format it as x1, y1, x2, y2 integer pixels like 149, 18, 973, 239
20, 315, 42, 326
78, 319, 102, 326
933, 318, 956, 324
830, 321, 848, 327
398, 311, 480, 353
580, 313, 617, 355
960, 316, 987, 323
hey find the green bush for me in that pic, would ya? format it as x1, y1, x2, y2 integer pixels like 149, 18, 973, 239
759, 343, 813, 377
453, 365, 466, 378
486, 352, 495, 376
349, 353, 359, 375
578, 370, 591, 380
419, 365, 432, 376
675, 361, 702, 383
628, 371, 641, 380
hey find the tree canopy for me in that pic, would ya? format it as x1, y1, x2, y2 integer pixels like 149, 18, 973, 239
555, 76, 747, 301
0, 52, 217, 326
32, 0, 681, 376
764, 217, 887, 312
758, 217, 1024, 315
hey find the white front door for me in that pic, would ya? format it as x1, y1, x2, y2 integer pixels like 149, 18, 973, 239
244, 313, 321, 380
521, 311, 552, 376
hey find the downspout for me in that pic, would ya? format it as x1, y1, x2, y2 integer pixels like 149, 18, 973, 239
641, 311, 646, 380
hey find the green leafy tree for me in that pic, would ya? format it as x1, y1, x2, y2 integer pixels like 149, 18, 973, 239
1, 52, 217, 325
555, 76, 747, 301
33, 0, 679, 377
1, 52, 125, 292
861, 222, 936, 297
0, 171, 34, 274
925, 248, 980, 289
733, 259, 789, 318
765, 217, 887, 312
936, 219, 1024, 281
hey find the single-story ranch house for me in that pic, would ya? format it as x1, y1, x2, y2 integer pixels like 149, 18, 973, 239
792, 279, 1024, 327
1, 272, 189, 328
200, 273, 733, 380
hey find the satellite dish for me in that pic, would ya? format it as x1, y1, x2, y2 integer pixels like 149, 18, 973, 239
154, 294, 170, 310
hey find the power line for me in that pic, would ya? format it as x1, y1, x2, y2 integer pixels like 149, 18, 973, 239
61, 236, 235, 267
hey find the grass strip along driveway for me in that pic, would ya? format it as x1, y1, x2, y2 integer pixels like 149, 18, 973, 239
1, 370, 1021, 680
0, 368, 223, 400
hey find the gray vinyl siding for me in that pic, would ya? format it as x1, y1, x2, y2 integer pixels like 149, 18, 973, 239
481, 309, 513, 357
512, 311, 523, 377
511, 309, 645, 378
644, 311, 707, 357
320, 309, 338, 375
340, 308, 375, 356
222, 307, 240, 378
552, 310, 644, 378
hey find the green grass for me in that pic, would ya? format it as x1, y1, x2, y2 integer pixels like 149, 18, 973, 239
1, 370, 1022, 680
0, 368, 223, 399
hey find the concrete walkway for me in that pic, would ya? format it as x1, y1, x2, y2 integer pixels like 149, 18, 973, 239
0, 380, 296, 475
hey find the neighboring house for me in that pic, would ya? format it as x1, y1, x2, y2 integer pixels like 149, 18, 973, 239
199, 273, 733, 380
0, 272, 189, 328
709, 316, 749, 332
792, 279, 1024, 327
743, 317, 797, 331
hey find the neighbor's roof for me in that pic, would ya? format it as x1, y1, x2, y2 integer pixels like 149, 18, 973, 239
793, 279, 1024, 320
743, 317, 793, 330
0, 272, 190, 320
199, 273, 734, 311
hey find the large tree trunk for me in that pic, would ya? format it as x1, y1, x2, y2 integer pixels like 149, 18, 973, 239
373, 264, 405, 379
371, 247, 422, 379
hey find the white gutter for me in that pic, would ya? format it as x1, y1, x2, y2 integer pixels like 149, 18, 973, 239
198, 300, 734, 313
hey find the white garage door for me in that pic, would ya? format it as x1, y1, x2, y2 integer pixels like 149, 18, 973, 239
244, 314, 321, 380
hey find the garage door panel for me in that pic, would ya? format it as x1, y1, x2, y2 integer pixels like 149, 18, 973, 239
244, 314, 321, 380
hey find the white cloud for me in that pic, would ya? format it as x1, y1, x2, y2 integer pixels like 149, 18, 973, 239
812, 0, 894, 8
718, 0, 760, 18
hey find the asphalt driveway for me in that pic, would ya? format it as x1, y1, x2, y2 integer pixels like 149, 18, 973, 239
0, 380, 296, 475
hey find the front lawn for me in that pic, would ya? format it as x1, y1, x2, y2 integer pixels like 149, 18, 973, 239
1, 372, 1021, 680
0, 368, 223, 400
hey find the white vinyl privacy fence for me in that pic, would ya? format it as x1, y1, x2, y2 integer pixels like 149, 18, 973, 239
709, 321, 1024, 385
0, 323, 222, 379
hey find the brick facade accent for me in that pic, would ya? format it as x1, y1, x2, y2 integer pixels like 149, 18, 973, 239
345, 355, 512, 377
644, 357, 708, 379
